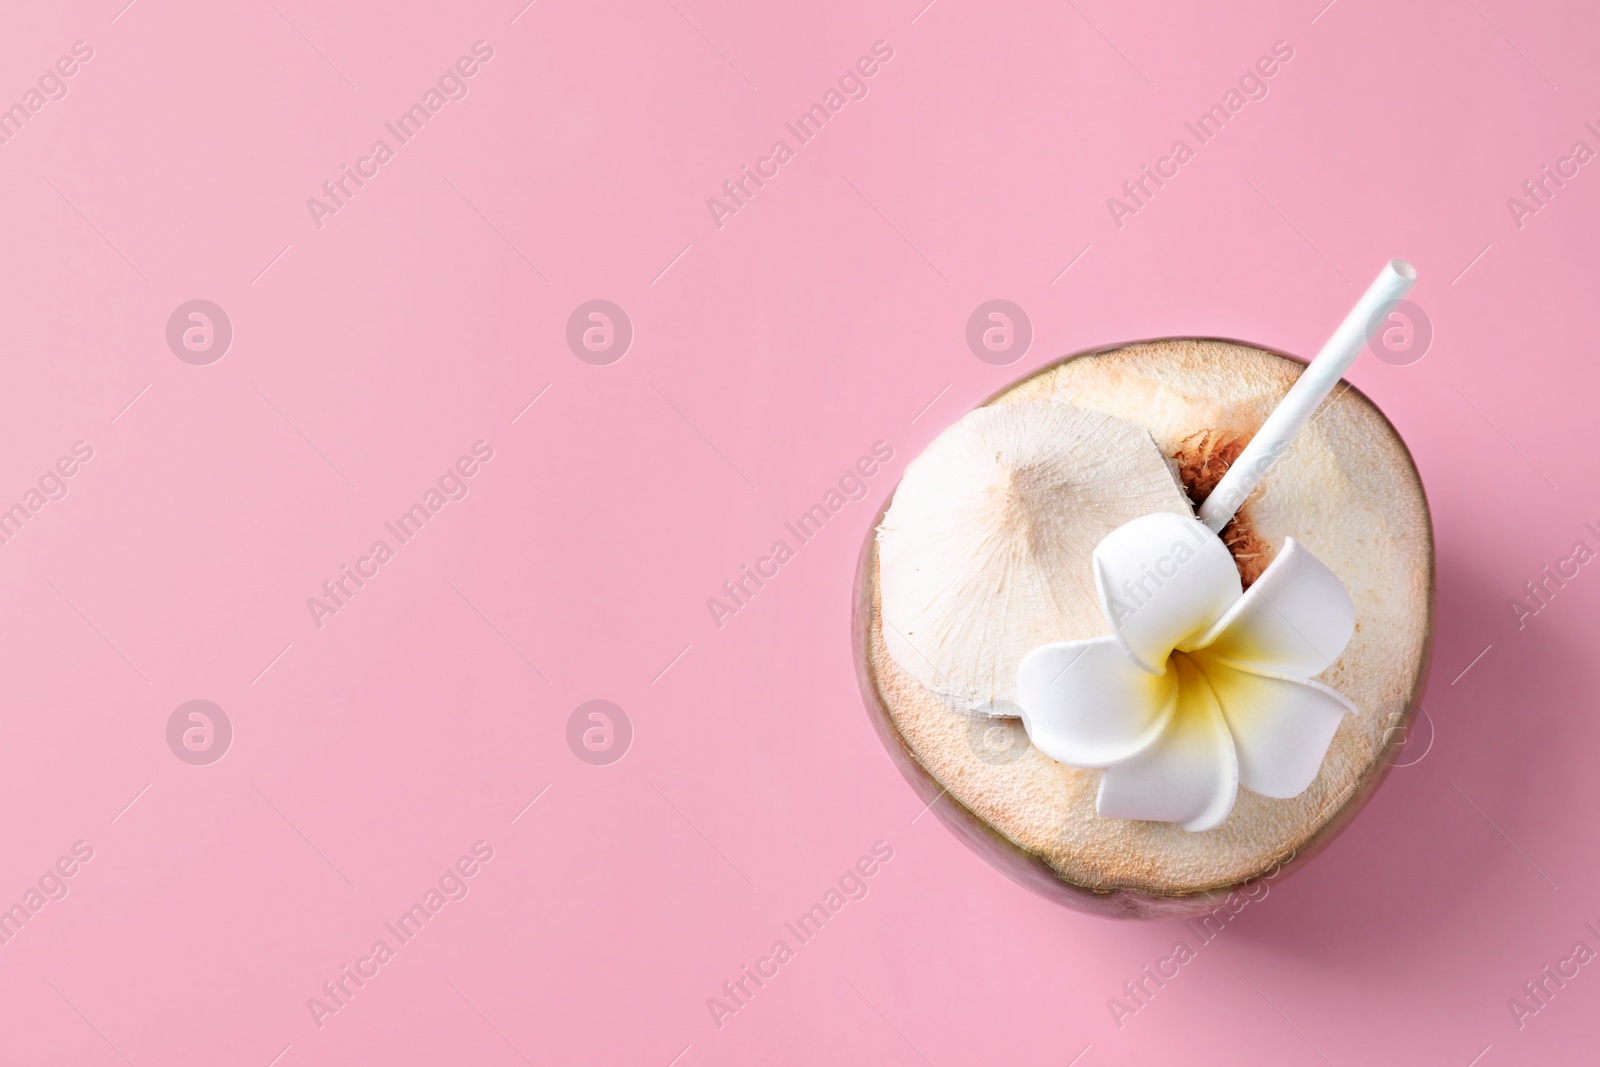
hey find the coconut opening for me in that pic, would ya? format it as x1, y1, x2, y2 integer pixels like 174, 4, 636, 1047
1170, 430, 1271, 588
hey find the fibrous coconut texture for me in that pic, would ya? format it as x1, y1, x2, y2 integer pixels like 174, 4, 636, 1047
877, 402, 1189, 717
861, 339, 1433, 902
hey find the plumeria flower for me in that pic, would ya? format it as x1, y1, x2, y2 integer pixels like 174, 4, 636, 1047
1016, 511, 1356, 832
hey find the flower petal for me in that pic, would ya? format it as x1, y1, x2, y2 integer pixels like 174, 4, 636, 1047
1094, 513, 1241, 673
1095, 656, 1238, 831
1185, 538, 1354, 677
1017, 637, 1177, 768
1195, 655, 1353, 800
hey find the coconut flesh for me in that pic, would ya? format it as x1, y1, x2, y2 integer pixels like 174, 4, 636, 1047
858, 339, 1433, 917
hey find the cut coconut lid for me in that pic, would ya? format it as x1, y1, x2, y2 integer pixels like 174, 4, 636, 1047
877, 399, 1190, 716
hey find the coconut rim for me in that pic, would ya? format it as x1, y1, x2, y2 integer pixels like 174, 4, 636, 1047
852, 336, 1436, 918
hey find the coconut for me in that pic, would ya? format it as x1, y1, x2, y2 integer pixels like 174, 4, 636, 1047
854, 338, 1433, 919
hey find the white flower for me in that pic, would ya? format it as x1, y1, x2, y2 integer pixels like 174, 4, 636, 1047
1016, 512, 1357, 832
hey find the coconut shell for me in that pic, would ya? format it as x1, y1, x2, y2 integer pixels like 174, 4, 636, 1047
854, 338, 1434, 919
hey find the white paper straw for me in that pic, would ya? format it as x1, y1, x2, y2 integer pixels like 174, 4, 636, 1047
1198, 259, 1417, 532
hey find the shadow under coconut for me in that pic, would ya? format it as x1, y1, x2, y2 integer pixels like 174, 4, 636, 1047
1200, 543, 1581, 968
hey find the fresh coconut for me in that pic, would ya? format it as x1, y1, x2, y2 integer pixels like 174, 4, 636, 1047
855, 338, 1433, 918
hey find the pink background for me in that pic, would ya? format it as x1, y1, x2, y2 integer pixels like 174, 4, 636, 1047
0, 0, 1593, 1063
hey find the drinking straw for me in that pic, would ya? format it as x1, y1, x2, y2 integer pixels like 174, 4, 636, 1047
1197, 259, 1417, 532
